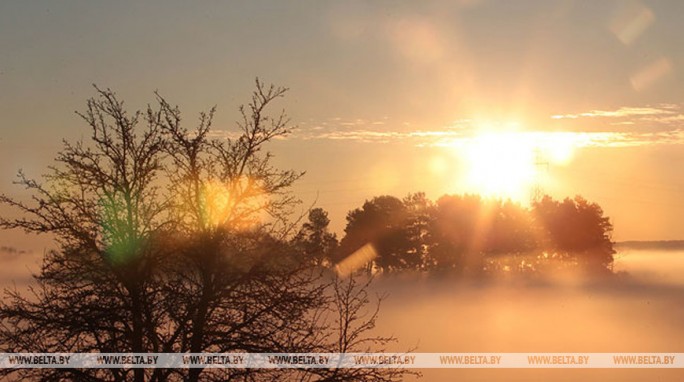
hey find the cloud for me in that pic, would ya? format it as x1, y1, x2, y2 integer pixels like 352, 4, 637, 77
298, 126, 684, 149
641, 114, 684, 124
291, 117, 473, 144
550, 104, 684, 139
289, 113, 684, 149
429, 130, 684, 149
551, 106, 676, 120
303, 129, 409, 143
582, 129, 684, 148
202, 109, 684, 149
205, 130, 244, 140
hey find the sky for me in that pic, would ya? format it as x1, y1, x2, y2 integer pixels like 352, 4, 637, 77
2, 0, 684, 259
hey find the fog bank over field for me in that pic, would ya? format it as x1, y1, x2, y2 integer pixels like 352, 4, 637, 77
371, 249, 684, 381
1, 248, 683, 381
615, 247, 684, 286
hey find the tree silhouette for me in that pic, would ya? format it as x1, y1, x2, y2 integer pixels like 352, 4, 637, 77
1, 86, 170, 381
338, 196, 420, 273
427, 194, 485, 274
292, 208, 339, 266
0, 81, 412, 382
338, 193, 616, 276
532, 195, 615, 271
401, 193, 433, 272
156, 79, 310, 382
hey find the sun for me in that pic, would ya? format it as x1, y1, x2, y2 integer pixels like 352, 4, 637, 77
437, 122, 580, 202
460, 131, 539, 201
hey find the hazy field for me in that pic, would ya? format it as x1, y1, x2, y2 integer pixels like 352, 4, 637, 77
373, 249, 684, 381
2, 248, 684, 380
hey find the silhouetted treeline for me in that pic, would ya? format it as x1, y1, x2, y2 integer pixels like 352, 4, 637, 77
307, 193, 616, 276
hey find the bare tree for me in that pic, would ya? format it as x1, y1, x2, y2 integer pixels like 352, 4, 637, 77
0, 80, 414, 382
1, 86, 169, 381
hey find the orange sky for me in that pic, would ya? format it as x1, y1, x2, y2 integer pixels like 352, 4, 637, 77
1, 0, 684, 256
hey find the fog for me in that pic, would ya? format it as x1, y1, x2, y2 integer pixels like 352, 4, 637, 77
1, 249, 683, 380
372, 249, 684, 381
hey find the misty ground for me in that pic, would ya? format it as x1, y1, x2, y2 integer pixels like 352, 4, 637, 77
2, 248, 683, 381
372, 248, 684, 381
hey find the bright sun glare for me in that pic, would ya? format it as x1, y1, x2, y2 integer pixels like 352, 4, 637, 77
463, 132, 537, 201
457, 124, 577, 202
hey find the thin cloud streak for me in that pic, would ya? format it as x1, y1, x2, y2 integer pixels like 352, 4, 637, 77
204, 108, 684, 148
551, 106, 677, 120
206, 126, 684, 148
296, 126, 684, 149
431, 130, 684, 149
289, 111, 684, 148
